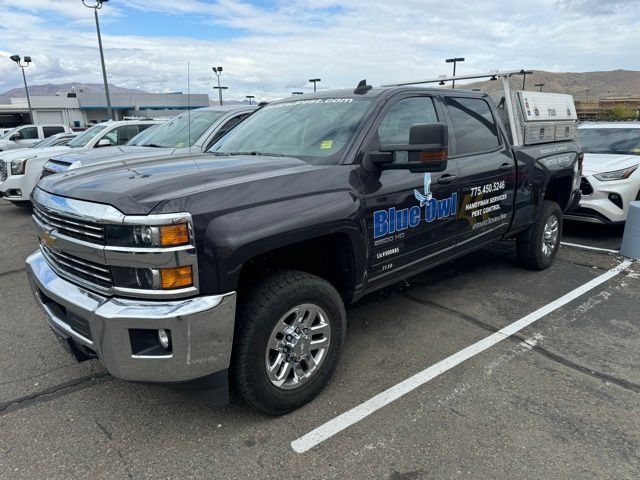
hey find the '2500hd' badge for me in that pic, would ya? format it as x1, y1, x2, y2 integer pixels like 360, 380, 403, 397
373, 173, 457, 239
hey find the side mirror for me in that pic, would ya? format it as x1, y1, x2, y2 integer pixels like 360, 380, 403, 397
9, 134, 19, 141
365, 123, 449, 173
96, 138, 112, 148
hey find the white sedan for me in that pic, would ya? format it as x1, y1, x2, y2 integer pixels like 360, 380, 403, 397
566, 122, 640, 224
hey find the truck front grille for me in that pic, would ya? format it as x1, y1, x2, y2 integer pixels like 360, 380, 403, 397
33, 204, 105, 244
0, 161, 6, 182
40, 243, 113, 290
580, 177, 593, 196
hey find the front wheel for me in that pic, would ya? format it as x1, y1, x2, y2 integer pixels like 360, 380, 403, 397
516, 200, 562, 270
233, 270, 346, 415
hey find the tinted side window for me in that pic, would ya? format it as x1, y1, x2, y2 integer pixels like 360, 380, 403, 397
19, 127, 38, 139
43, 126, 64, 137
207, 114, 249, 148
376, 97, 438, 163
445, 97, 500, 155
103, 126, 131, 146
378, 97, 438, 145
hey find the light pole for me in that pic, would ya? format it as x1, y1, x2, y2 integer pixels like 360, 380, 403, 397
445, 57, 464, 89
534, 83, 545, 92
82, 0, 113, 120
9, 55, 34, 123
292, 91, 303, 95
309, 78, 321, 92
520, 70, 533, 90
212, 66, 227, 105
245, 95, 255, 105
585, 88, 590, 102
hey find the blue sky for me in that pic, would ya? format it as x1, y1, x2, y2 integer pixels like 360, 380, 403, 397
0, 0, 639, 101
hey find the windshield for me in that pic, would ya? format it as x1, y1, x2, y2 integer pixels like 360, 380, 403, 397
136, 109, 225, 148
210, 98, 373, 162
67, 124, 108, 148
578, 128, 640, 155
31, 135, 68, 148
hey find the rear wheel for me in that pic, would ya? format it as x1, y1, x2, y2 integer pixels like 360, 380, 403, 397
233, 270, 346, 415
516, 200, 562, 270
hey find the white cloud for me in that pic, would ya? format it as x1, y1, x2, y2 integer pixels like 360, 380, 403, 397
0, 0, 639, 101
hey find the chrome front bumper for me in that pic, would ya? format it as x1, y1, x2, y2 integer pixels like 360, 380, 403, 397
26, 250, 236, 383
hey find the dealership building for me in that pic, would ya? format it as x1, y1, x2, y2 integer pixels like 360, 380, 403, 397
0, 91, 209, 128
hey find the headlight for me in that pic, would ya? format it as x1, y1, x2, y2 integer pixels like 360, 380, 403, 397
106, 222, 191, 248
111, 265, 194, 290
11, 156, 35, 175
594, 165, 638, 181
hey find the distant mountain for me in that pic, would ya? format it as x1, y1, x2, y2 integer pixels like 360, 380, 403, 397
458, 69, 640, 100
0, 83, 147, 97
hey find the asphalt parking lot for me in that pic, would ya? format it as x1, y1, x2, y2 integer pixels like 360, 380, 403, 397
0, 198, 638, 479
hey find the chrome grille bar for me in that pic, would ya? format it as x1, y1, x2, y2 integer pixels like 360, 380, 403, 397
33, 205, 105, 242
41, 244, 113, 287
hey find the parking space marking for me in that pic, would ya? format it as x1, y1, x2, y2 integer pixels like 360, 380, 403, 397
560, 241, 620, 254
291, 259, 633, 453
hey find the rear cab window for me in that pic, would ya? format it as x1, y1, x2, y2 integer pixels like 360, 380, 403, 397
43, 126, 65, 138
445, 97, 500, 155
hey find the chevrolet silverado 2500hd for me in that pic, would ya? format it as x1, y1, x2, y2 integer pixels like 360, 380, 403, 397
26, 73, 581, 415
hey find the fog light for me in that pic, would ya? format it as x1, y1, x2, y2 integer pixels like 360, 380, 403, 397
608, 193, 623, 209
158, 329, 171, 350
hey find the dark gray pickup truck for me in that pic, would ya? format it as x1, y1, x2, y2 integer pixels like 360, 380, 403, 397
26, 80, 582, 414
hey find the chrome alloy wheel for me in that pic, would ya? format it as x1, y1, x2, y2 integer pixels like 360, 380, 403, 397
265, 303, 331, 390
542, 214, 559, 257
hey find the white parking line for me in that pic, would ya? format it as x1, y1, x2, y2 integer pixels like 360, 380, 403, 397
291, 259, 633, 453
560, 241, 620, 254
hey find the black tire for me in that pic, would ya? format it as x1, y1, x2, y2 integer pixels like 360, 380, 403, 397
233, 270, 346, 415
516, 200, 562, 270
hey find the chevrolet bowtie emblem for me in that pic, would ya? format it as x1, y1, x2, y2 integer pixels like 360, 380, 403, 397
42, 230, 56, 248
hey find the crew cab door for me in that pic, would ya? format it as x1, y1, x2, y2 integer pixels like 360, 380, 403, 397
361, 95, 461, 289
443, 96, 516, 245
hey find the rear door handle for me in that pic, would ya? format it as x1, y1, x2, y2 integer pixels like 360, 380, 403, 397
437, 174, 458, 185
500, 163, 514, 171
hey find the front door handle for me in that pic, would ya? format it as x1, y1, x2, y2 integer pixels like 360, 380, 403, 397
437, 174, 458, 185
499, 162, 514, 171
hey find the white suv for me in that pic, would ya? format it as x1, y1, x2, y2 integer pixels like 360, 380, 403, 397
566, 122, 640, 224
0, 124, 73, 151
0, 120, 161, 206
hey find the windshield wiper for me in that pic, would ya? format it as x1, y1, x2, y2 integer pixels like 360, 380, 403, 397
213, 151, 287, 157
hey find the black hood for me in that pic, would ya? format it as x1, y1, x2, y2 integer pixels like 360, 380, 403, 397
37, 154, 326, 215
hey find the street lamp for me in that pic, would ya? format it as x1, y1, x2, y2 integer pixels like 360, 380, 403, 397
292, 91, 304, 95
445, 57, 464, 89
534, 83, 545, 92
9, 55, 34, 123
212, 66, 228, 106
519, 70, 533, 90
309, 78, 321, 92
245, 95, 255, 105
82, 0, 113, 120
584, 88, 590, 102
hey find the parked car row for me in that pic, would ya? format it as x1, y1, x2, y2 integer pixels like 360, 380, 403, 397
0, 105, 256, 206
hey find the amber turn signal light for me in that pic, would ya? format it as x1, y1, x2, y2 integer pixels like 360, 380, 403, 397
160, 266, 193, 289
159, 223, 190, 247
